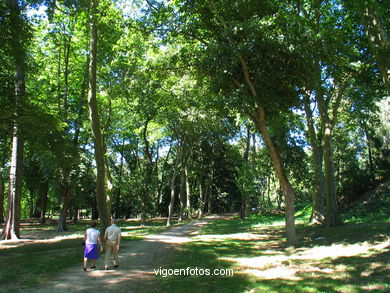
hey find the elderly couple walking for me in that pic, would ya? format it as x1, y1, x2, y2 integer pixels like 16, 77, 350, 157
83, 218, 122, 271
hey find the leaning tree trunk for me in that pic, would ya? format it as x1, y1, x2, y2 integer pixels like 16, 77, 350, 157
87, 0, 111, 231
240, 57, 297, 247
252, 106, 297, 247
0, 0, 26, 240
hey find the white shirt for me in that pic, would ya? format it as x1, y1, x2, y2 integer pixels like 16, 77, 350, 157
86, 228, 99, 244
105, 224, 121, 242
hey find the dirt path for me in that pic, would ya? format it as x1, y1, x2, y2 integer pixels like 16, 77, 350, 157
27, 219, 211, 292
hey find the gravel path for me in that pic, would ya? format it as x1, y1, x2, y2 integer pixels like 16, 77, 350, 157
27, 220, 210, 293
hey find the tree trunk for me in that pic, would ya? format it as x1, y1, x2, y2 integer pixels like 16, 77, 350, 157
1, 0, 26, 240
57, 184, 71, 232
40, 182, 49, 224
87, 0, 111, 231
178, 137, 189, 222
206, 170, 214, 214
0, 176, 4, 223
251, 106, 297, 246
198, 179, 205, 218
322, 128, 342, 226
240, 57, 297, 247
185, 165, 192, 219
141, 121, 153, 225
240, 126, 251, 219
179, 167, 186, 222
167, 143, 182, 226
364, 127, 375, 179
303, 93, 325, 224
316, 88, 344, 227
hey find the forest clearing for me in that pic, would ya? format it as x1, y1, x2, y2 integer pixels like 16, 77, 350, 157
0, 0, 389, 292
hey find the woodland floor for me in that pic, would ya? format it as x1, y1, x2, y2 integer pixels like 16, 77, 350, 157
1, 211, 389, 293
16, 217, 218, 293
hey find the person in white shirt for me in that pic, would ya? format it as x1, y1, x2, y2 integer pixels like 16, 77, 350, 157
83, 222, 103, 271
104, 218, 121, 270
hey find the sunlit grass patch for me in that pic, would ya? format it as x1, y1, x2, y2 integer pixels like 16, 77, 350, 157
159, 215, 390, 293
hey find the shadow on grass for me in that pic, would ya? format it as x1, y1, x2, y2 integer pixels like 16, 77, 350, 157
0, 238, 83, 290
158, 215, 390, 293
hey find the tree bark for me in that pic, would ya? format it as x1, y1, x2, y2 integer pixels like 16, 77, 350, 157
57, 184, 71, 232
141, 120, 153, 225
240, 57, 297, 246
251, 106, 297, 246
0, 176, 4, 223
39, 181, 49, 224
240, 126, 251, 219
303, 93, 325, 224
1, 0, 26, 240
185, 165, 192, 219
167, 143, 182, 226
87, 0, 111, 231
316, 86, 344, 227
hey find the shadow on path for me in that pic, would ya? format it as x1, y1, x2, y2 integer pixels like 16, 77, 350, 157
27, 220, 210, 292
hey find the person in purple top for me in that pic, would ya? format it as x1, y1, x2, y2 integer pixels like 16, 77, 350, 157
83, 222, 103, 271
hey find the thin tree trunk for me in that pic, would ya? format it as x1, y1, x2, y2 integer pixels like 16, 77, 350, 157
87, 0, 111, 231
0, 139, 7, 224
364, 127, 375, 179
1, 0, 26, 240
141, 120, 153, 225
178, 137, 188, 222
253, 107, 296, 246
167, 144, 182, 226
185, 165, 192, 219
206, 170, 214, 214
115, 150, 124, 219
240, 57, 297, 247
40, 181, 48, 224
303, 93, 325, 224
198, 179, 205, 218
157, 146, 172, 216
179, 167, 186, 222
0, 176, 4, 223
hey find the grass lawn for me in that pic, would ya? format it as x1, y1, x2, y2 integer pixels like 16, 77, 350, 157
157, 211, 390, 293
154, 181, 390, 292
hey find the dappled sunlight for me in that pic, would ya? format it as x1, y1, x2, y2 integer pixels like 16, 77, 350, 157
293, 239, 390, 260
144, 234, 194, 244
193, 232, 267, 242
219, 238, 390, 282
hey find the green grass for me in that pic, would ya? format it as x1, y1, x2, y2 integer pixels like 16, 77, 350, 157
1, 183, 389, 292
156, 209, 390, 293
